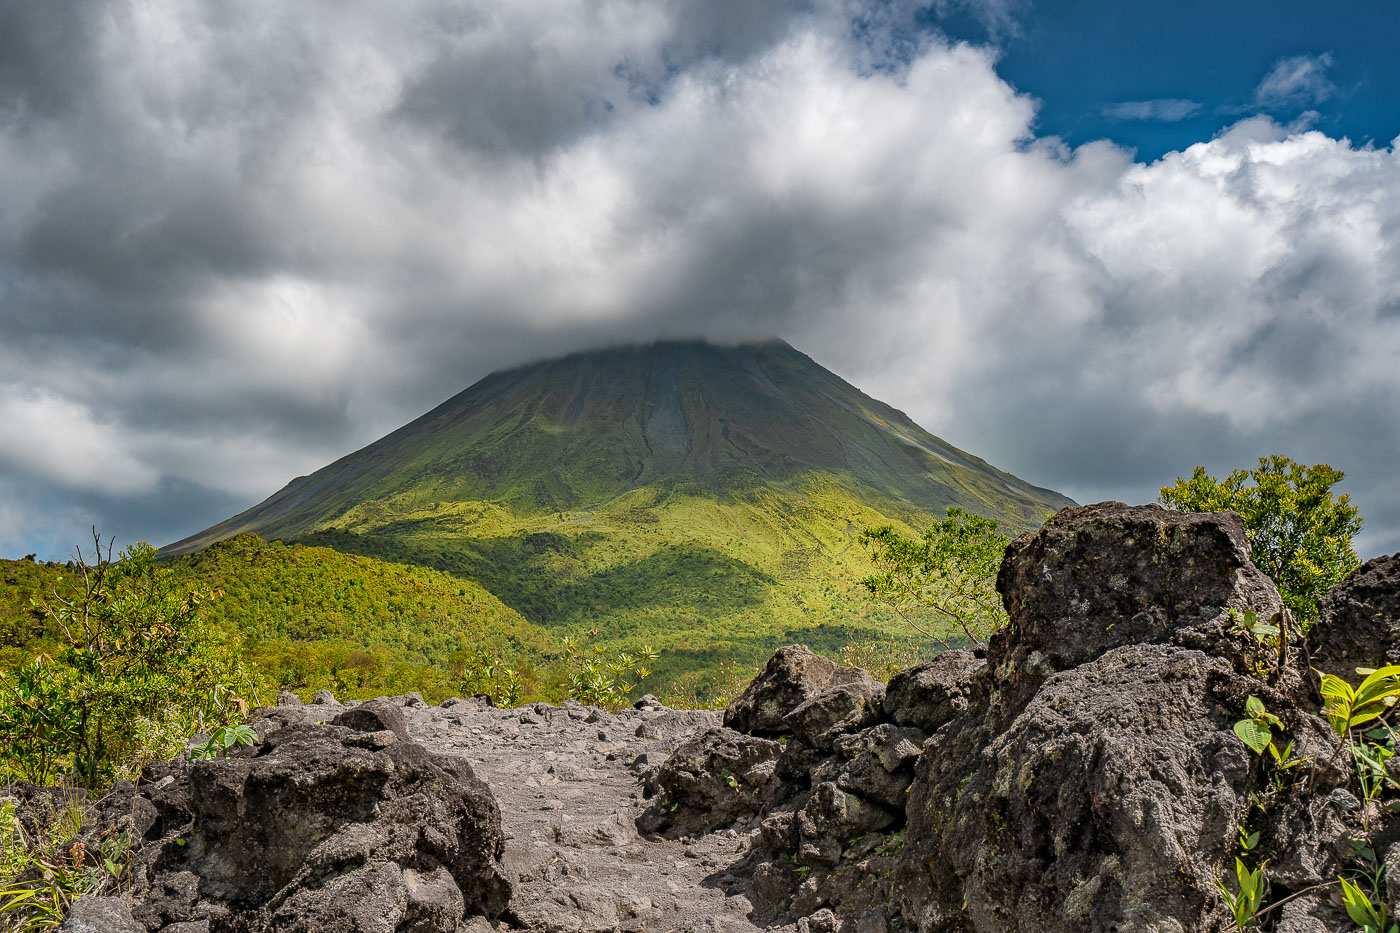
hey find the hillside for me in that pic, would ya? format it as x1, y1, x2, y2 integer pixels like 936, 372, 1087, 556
163, 340, 1074, 692
0, 537, 555, 701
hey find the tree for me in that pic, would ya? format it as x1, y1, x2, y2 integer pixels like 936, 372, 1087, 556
1158, 455, 1362, 625
860, 507, 1009, 649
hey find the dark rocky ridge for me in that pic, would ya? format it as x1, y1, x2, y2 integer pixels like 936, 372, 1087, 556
45, 504, 1400, 932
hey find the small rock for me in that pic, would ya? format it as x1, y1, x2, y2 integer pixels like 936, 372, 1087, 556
1330, 787, 1362, 811
276, 690, 303, 707
58, 896, 143, 933
311, 688, 338, 705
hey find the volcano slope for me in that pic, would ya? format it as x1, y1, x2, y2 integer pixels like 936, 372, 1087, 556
163, 340, 1073, 693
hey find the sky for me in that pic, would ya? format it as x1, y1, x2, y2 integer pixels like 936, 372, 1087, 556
1, 0, 1398, 562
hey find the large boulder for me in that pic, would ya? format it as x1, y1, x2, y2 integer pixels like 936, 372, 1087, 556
895, 503, 1347, 933
900, 645, 1262, 930
126, 717, 510, 931
637, 727, 782, 837
782, 680, 885, 750
724, 645, 873, 736
991, 502, 1286, 696
1311, 553, 1400, 679
882, 650, 983, 733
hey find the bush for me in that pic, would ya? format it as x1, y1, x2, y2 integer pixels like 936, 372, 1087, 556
859, 507, 1009, 649
0, 533, 255, 789
1159, 455, 1362, 624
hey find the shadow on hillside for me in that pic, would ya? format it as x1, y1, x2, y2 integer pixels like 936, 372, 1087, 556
296, 529, 776, 629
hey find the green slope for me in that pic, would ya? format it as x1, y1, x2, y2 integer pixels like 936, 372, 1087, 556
1, 538, 556, 702
164, 340, 1074, 693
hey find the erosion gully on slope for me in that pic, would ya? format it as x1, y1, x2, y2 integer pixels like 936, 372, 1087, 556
401, 695, 769, 933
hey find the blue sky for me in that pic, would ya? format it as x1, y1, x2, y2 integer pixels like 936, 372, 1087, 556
940, 0, 1398, 159
1, 0, 1398, 561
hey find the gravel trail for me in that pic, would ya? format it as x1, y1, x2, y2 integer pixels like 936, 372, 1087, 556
400, 698, 770, 933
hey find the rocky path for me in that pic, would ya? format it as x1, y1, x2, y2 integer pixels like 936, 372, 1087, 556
400, 697, 770, 933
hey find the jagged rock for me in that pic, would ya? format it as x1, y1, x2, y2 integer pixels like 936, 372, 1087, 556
634, 694, 666, 710
125, 718, 510, 931
724, 645, 870, 737
833, 751, 912, 809
990, 502, 1285, 692
833, 723, 926, 774
311, 688, 338, 705
331, 696, 412, 742
782, 680, 884, 750
902, 645, 1258, 929
637, 727, 782, 837
59, 896, 142, 933
276, 690, 303, 707
1311, 552, 1400, 679
882, 651, 982, 732
794, 782, 898, 867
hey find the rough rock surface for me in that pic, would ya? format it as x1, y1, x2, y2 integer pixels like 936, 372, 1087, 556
634, 503, 1371, 933
60, 697, 510, 933
989, 502, 1286, 694
637, 728, 783, 837
1311, 552, 1400, 678
724, 646, 874, 737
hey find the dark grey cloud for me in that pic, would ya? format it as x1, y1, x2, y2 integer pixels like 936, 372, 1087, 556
1, 1, 1398, 564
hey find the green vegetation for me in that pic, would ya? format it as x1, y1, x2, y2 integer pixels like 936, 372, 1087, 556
0, 536, 251, 789
157, 341, 1070, 695
1159, 455, 1362, 624
176, 533, 554, 700
858, 507, 1010, 648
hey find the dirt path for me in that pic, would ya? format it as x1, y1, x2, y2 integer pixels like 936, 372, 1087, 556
401, 699, 770, 933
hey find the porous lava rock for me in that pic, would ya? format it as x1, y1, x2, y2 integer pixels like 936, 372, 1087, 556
637, 727, 782, 837
897, 502, 1339, 932
881, 651, 982, 732
68, 710, 510, 932
1311, 552, 1400, 679
990, 502, 1286, 694
724, 645, 873, 737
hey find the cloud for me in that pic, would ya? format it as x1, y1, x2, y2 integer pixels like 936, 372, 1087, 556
1255, 52, 1336, 108
1101, 99, 1202, 122
0, 2, 1398, 562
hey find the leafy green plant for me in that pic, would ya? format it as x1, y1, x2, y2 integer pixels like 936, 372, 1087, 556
189, 723, 258, 761
1213, 858, 1267, 930
0, 795, 132, 931
1320, 667, 1400, 739
450, 649, 525, 708
1234, 696, 1284, 757
860, 507, 1009, 649
1339, 875, 1398, 933
1227, 608, 1295, 683
562, 635, 658, 711
1160, 456, 1362, 624
0, 658, 81, 785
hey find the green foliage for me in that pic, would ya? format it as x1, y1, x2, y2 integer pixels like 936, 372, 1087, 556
860, 507, 1009, 648
1227, 608, 1297, 684
1158, 456, 1362, 624
1320, 666, 1400, 739
449, 649, 525, 708
1213, 858, 1267, 929
1319, 667, 1400, 819
0, 535, 253, 788
189, 722, 258, 761
0, 797, 133, 930
562, 635, 658, 711
1339, 875, 1398, 933
1233, 696, 1283, 756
